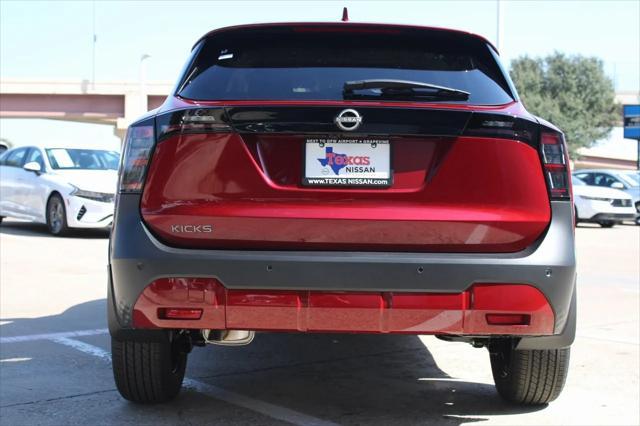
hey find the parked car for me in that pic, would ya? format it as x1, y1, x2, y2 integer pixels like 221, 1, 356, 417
573, 169, 640, 225
109, 22, 576, 406
0, 145, 119, 235
572, 176, 636, 227
0, 140, 10, 154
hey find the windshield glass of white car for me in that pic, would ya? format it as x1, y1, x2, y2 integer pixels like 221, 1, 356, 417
619, 171, 639, 187
46, 148, 119, 170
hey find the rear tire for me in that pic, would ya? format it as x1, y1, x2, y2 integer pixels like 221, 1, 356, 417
490, 340, 570, 405
111, 332, 188, 403
46, 194, 69, 235
598, 221, 615, 228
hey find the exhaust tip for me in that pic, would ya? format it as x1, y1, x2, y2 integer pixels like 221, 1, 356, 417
201, 329, 255, 346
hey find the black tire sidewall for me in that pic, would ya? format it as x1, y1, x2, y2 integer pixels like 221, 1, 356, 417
46, 194, 68, 236
490, 343, 570, 405
111, 333, 187, 403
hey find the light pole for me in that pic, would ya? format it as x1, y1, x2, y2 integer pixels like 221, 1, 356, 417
91, 0, 96, 89
496, 0, 504, 52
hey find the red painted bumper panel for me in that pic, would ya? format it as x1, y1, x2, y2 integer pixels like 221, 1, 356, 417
132, 278, 555, 335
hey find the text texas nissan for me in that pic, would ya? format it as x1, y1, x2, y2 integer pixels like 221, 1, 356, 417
109, 22, 576, 405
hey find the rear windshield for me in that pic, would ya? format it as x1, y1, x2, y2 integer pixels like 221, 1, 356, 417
177, 27, 515, 105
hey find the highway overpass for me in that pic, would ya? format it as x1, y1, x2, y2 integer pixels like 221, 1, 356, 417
0, 79, 173, 140
1, 80, 638, 143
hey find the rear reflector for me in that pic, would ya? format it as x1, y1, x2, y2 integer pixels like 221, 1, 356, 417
486, 313, 531, 326
158, 308, 203, 320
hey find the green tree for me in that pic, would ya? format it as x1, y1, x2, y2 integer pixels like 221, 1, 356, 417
509, 52, 618, 158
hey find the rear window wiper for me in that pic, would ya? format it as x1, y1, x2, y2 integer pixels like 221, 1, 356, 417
343, 79, 470, 101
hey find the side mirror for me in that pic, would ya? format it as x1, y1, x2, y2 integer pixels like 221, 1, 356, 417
23, 161, 42, 174
611, 182, 625, 190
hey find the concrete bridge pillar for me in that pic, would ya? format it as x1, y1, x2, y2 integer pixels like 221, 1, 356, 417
113, 125, 127, 143
114, 91, 149, 145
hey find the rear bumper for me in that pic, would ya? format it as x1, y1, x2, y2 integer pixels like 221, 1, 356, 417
132, 278, 556, 335
109, 195, 576, 348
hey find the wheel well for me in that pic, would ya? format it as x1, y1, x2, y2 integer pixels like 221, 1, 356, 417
46, 191, 63, 206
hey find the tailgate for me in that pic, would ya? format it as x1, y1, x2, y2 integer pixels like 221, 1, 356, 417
141, 105, 550, 252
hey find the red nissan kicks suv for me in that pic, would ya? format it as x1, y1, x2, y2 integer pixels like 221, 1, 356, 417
109, 22, 576, 405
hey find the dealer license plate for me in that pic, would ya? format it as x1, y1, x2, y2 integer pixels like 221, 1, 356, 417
303, 138, 391, 187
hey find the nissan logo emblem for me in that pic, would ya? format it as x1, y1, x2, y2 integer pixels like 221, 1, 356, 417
335, 109, 363, 131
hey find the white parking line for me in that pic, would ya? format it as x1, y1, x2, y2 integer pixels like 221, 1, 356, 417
0, 357, 32, 363
49, 336, 337, 426
0, 328, 108, 344
182, 379, 339, 426
52, 336, 112, 360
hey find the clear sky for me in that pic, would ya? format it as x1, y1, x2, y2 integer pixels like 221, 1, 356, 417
1, 0, 639, 148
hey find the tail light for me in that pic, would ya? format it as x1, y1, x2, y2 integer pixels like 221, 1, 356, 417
119, 118, 155, 193
462, 113, 537, 147
156, 108, 232, 141
118, 108, 232, 193
540, 131, 572, 200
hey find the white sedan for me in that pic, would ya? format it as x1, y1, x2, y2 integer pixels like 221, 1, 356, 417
0, 145, 119, 235
572, 176, 636, 227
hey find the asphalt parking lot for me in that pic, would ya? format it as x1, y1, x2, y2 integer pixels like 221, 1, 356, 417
0, 220, 638, 425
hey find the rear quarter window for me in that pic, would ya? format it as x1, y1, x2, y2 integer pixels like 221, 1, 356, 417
178, 26, 515, 105
2, 148, 28, 167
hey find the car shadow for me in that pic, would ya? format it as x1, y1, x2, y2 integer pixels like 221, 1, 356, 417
0, 219, 109, 239
0, 299, 109, 336
576, 222, 638, 229
1, 299, 545, 424
575, 223, 600, 228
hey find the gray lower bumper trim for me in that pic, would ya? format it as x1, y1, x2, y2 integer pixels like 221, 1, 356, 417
110, 196, 576, 337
